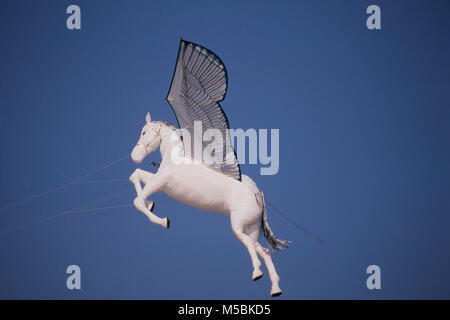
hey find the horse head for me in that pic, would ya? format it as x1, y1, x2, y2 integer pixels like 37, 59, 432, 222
131, 112, 162, 164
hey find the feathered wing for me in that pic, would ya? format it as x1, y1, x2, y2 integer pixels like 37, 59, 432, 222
166, 39, 241, 181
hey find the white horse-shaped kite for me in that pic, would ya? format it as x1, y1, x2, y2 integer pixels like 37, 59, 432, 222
129, 40, 288, 296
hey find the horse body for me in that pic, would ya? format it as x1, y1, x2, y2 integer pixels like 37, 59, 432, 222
162, 162, 239, 215
129, 113, 286, 296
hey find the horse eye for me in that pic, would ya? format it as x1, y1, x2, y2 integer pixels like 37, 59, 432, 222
142, 132, 146, 136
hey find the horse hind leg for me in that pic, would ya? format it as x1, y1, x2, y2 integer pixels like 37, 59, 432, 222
255, 242, 282, 296
247, 223, 282, 297
230, 212, 263, 281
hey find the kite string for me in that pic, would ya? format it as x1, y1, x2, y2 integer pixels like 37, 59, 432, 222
0, 156, 326, 245
148, 161, 327, 247
0, 189, 132, 235
147, 164, 328, 247
0, 154, 130, 213
264, 199, 326, 246
73, 179, 129, 184
71, 154, 130, 183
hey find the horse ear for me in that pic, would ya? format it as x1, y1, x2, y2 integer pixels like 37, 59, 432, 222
146, 112, 151, 123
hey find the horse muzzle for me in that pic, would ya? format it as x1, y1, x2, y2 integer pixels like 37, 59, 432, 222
131, 144, 147, 164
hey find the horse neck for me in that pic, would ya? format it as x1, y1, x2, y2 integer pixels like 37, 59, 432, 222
158, 125, 180, 159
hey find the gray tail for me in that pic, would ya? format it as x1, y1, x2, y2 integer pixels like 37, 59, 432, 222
259, 191, 290, 251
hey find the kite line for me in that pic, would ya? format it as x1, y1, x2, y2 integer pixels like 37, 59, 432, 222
264, 199, 326, 246
0, 154, 129, 214
0, 189, 132, 235
148, 161, 326, 246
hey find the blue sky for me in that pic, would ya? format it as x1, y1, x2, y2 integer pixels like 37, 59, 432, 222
0, 0, 449, 299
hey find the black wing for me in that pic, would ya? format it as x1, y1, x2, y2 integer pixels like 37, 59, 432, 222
166, 39, 241, 181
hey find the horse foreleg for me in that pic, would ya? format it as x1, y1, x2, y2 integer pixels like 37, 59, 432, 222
133, 197, 168, 228
130, 169, 169, 229
129, 168, 148, 195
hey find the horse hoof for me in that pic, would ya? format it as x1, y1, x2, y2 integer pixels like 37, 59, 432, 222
270, 288, 282, 297
252, 269, 263, 281
164, 217, 170, 229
